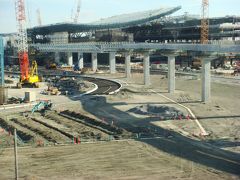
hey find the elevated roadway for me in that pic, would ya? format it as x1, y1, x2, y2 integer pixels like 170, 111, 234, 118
31, 42, 240, 53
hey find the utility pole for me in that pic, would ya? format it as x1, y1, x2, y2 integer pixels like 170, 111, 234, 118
14, 129, 19, 180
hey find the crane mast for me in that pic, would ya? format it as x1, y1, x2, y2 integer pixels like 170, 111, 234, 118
74, 0, 81, 23
201, 0, 209, 44
15, 0, 29, 81
36, 8, 42, 26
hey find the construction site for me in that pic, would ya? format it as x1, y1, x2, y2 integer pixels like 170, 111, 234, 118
0, 0, 240, 179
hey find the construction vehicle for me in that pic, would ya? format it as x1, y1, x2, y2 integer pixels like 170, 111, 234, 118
31, 100, 52, 113
46, 62, 57, 70
192, 58, 202, 70
15, 0, 41, 88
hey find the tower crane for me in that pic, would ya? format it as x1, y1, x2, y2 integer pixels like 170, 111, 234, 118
15, 0, 41, 88
36, 8, 42, 26
73, 0, 81, 23
201, 0, 209, 44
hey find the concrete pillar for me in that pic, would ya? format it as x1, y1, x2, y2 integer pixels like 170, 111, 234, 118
125, 52, 131, 78
0, 36, 4, 86
67, 52, 73, 66
54, 52, 60, 64
109, 52, 116, 74
168, 55, 176, 93
143, 53, 150, 86
202, 58, 211, 102
78, 52, 84, 69
91, 53, 98, 72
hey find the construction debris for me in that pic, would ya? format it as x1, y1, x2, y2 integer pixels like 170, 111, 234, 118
42, 76, 89, 96
128, 104, 185, 120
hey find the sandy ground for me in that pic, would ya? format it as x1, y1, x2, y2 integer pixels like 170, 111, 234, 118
0, 141, 237, 180
84, 72, 240, 152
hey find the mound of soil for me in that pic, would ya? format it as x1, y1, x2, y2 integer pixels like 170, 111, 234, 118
128, 104, 185, 120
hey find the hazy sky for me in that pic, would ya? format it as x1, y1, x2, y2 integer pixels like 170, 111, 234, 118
0, 0, 239, 33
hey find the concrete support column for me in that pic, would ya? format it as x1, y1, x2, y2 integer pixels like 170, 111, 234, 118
143, 53, 150, 86
0, 37, 4, 86
54, 52, 60, 64
67, 52, 73, 66
91, 53, 98, 72
78, 52, 84, 69
125, 52, 131, 78
202, 58, 211, 102
168, 55, 176, 93
109, 52, 116, 74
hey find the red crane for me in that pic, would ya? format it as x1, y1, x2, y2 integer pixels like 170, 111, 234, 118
15, 0, 29, 81
15, 0, 40, 87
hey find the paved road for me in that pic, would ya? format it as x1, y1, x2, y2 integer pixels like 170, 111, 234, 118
82, 77, 121, 95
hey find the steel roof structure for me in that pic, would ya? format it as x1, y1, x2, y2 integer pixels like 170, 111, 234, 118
28, 6, 181, 33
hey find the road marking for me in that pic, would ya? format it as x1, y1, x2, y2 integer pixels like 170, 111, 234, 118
196, 150, 240, 166
149, 89, 208, 136
103, 86, 112, 94
115, 79, 129, 86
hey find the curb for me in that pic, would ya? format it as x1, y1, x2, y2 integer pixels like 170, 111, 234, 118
71, 83, 98, 98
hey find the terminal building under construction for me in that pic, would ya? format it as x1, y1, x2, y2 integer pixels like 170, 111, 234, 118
2, 6, 240, 67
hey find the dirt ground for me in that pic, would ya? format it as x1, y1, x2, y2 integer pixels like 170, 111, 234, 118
93, 72, 240, 153
0, 141, 238, 180
1, 70, 240, 179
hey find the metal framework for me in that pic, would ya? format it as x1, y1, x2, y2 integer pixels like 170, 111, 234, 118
15, 0, 29, 80
31, 42, 240, 53
201, 0, 209, 44
0, 36, 4, 86
36, 8, 42, 26
74, 0, 81, 23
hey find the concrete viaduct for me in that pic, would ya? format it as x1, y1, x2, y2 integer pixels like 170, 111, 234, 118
31, 42, 240, 102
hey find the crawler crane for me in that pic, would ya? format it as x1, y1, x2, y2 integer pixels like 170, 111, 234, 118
15, 0, 41, 88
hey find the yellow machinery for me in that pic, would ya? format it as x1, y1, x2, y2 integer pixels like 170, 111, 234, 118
28, 60, 41, 86
17, 60, 42, 88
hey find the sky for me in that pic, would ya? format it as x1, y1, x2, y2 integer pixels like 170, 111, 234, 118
0, 0, 239, 33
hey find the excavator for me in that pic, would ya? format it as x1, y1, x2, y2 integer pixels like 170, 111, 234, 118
15, 0, 41, 88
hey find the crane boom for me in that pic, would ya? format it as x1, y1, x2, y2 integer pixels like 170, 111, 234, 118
15, 0, 29, 81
